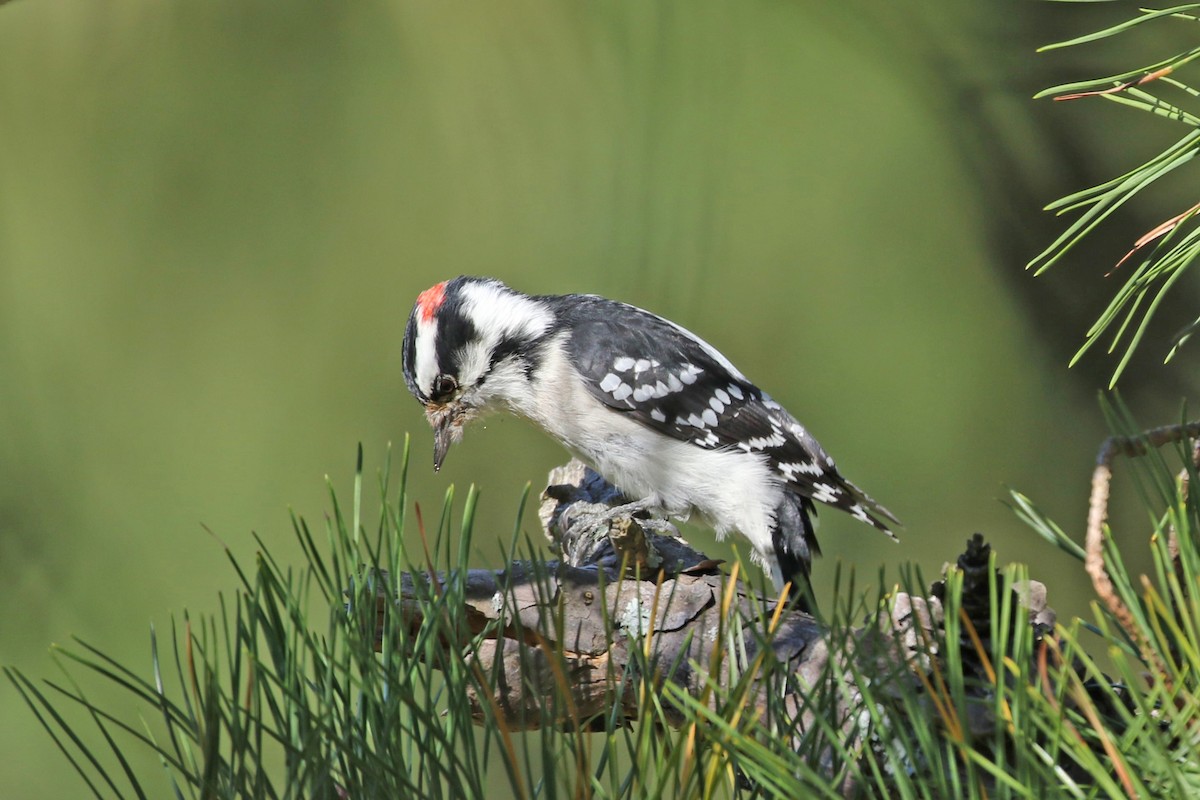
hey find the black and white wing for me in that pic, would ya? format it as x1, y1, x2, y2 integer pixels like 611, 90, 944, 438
552, 294, 898, 536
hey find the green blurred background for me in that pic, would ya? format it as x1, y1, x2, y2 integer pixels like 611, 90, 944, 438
2, 0, 1199, 795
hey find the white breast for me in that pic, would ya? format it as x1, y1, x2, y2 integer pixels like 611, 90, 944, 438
505, 341, 784, 563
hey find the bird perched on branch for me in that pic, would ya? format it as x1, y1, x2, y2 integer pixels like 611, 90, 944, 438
401, 276, 897, 600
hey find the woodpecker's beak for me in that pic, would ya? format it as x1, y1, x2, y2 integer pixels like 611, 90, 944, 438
433, 419, 453, 472
426, 403, 464, 472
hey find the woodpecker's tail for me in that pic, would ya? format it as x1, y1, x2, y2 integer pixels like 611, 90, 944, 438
834, 477, 901, 541
771, 492, 819, 610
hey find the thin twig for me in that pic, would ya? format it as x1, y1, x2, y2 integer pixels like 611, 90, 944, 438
1052, 66, 1174, 102
1169, 439, 1200, 557
1086, 421, 1200, 677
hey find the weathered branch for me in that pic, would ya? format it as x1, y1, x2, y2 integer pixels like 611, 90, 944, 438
375, 460, 1053, 747
1084, 420, 1200, 678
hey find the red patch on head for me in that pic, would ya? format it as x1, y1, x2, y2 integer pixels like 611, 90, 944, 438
416, 281, 448, 323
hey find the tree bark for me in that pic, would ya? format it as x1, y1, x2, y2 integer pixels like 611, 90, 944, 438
377, 460, 1053, 737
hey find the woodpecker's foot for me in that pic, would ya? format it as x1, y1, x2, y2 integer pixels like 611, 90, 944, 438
538, 461, 715, 576
606, 496, 662, 521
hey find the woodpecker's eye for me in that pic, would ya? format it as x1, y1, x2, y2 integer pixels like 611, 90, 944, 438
431, 374, 458, 401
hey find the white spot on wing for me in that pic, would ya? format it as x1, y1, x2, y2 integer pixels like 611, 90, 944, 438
701, 408, 718, 427
611, 382, 633, 401
714, 388, 731, 405
727, 384, 744, 400
633, 384, 656, 402
667, 374, 684, 392
708, 397, 725, 414
600, 373, 622, 393
650, 408, 667, 423
614, 356, 635, 372
778, 460, 825, 480
633, 358, 651, 373
812, 482, 842, 504
746, 432, 786, 450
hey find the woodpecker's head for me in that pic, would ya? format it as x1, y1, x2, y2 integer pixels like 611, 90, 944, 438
402, 276, 554, 470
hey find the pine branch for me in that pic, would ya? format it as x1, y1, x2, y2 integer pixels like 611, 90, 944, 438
375, 461, 1054, 746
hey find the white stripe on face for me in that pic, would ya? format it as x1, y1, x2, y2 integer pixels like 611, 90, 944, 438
415, 314, 440, 399
453, 280, 553, 389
